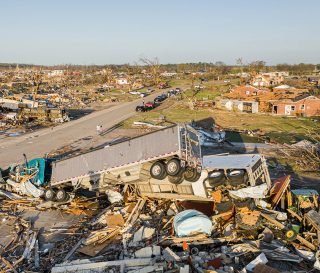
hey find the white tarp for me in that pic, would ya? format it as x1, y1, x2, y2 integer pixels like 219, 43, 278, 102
229, 183, 268, 199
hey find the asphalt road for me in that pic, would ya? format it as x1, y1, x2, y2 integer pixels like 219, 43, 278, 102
0, 91, 167, 167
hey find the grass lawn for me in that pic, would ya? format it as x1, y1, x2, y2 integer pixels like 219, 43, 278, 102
123, 97, 320, 144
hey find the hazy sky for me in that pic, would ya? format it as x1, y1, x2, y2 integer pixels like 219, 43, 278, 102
1, 0, 319, 65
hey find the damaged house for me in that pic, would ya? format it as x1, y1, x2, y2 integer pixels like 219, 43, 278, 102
251, 72, 288, 87
222, 84, 313, 113
0, 97, 69, 124
216, 98, 259, 113
271, 95, 320, 117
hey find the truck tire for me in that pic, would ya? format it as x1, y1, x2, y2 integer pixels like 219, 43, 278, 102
183, 167, 201, 182
227, 169, 246, 186
166, 158, 182, 176
56, 189, 68, 202
208, 170, 225, 187
150, 161, 167, 180
168, 175, 184, 185
44, 189, 55, 201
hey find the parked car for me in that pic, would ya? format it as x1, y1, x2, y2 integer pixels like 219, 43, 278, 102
129, 91, 141, 95
147, 88, 155, 93
145, 102, 155, 108
154, 94, 167, 103
135, 105, 147, 112
167, 90, 178, 97
140, 92, 148, 98
158, 82, 170, 89
135, 101, 155, 112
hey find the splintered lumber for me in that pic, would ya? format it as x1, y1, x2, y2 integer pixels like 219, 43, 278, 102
211, 211, 234, 221
51, 258, 153, 273
34, 239, 40, 269
305, 210, 320, 243
64, 238, 85, 261
13, 230, 38, 266
106, 214, 124, 227
269, 176, 291, 209
78, 228, 120, 257
287, 208, 302, 222
305, 210, 320, 232
0, 256, 18, 273
261, 213, 316, 251
125, 199, 146, 226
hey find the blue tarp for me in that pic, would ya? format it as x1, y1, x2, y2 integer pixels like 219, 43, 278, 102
173, 209, 212, 237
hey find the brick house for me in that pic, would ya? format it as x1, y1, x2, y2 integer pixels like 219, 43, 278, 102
271, 95, 320, 117
228, 85, 269, 97
224, 85, 271, 111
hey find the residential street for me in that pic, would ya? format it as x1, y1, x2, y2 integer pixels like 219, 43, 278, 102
0, 92, 165, 167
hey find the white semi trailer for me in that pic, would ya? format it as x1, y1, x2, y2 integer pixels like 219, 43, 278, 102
45, 124, 202, 201
44, 124, 271, 202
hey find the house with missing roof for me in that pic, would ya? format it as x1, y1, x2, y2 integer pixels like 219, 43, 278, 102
251, 72, 288, 87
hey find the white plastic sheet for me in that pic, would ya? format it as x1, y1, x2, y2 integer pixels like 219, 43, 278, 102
229, 183, 268, 199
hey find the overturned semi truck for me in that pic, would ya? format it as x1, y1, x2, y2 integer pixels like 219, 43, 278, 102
43, 124, 271, 202
1, 123, 272, 203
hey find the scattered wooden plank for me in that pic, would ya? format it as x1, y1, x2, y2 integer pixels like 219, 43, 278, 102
78, 228, 120, 257
287, 208, 302, 222
261, 213, 316, 251
64, 238, 85, 261
0, 256, 18, 273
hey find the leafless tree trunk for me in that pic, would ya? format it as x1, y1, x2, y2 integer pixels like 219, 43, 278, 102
139, 57, 161, 86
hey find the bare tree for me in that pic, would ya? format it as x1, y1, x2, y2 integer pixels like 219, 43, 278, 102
139, 57, 161, 86
123, 64, 137, 91
102, 67, 114, 87
236, 58, 244, 73
249, 60, 266, 74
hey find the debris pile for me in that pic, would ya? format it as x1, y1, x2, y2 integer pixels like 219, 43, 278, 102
8, 174, 320, 273
48, 186, 319, 272
0, 174, 319, 272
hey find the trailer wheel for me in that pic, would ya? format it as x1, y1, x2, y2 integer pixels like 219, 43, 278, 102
56, 189, 68, 202
208, 170, 225, 187
168, 175, 184, 185
184, 167, 201, 182
44, 189, 55, 201
150, 161, 167, 180
227, 170, 246, 186
166, 158, 182, 176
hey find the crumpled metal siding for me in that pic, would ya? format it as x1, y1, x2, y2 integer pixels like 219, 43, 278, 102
51, 125, 180, 183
